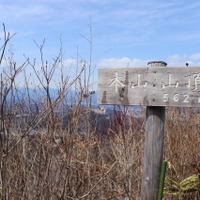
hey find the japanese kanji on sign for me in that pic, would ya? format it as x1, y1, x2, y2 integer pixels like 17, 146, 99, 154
98, 61, 200, 200
98, 66, 200, 107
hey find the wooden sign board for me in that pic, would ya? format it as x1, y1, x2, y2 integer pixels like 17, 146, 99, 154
98, 66, 200, 107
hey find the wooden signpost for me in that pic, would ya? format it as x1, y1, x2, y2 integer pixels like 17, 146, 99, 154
98, 61, 200, 200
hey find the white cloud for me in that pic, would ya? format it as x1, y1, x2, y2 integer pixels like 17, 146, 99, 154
0, 58, 7, 67
166, 54, 198, 66
1, 0, 200, 46
190, 53, 200, 60
99, 54, 200, 69
98, 57, 148, 68
63, 58, 76, 67
168, 55, 182, 60
0, 4, 54, 22
167, 55, 182, 66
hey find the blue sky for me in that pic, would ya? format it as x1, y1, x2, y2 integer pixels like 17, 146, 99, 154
1, 0, 200, 88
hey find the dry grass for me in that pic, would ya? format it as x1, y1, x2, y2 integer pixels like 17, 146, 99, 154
0, 25, 199, 200
0, 117, 145, 199
164, 107, 200, 200
1, 106, 199, 200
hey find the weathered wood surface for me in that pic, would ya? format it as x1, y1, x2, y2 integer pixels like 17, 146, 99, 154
98, 66, 200, 107
141, 106, 165, 200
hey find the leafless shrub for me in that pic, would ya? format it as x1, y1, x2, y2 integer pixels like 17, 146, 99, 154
0, 25, 199, 200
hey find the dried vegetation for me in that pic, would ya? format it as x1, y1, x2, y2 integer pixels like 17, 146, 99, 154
0, 25, 199, 200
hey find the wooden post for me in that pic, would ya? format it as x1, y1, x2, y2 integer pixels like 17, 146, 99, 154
98, 61, 200, 198
141, 61, 167, 200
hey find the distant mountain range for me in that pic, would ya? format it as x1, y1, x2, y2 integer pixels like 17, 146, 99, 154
6, 87, 142, 116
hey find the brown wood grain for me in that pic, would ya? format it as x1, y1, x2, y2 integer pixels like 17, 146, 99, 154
98, 66, 200, 107
141, 106, 165, 200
